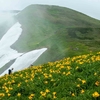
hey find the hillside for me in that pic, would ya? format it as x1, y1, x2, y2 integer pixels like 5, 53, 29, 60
11, 4, 100, 65
0, 51, 100, 100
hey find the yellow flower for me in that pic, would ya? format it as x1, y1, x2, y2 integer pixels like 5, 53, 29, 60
53, 92, 56, 95
30, 94, 35, 97
94, 72, 97, 76
6, 89, 9, 93
66, 71, 71, 76
95, 81, 100, 86
25, 80, 28, 82
63, 72, 66, 74
9, 87, 13, 90
53, 95, 57, 99
17, 93, 21, 97
44, 81, 48, 84
0, 93, 5, 97
30, 78, 33, 81
8, 81, 11, 85
8, 93, 11, 96
51, 79, 55, 82
77, 78, 81, 81
72, 93, 75, 96
42, 92, 46, 97
17, 83, 21, 87
60, 66, 64, 69
79, 62, 83, 64
92, 92, 99, 98
45, 89, 50, 93
81, 89, 85, 94
75, 66, 79, 70
40, 91, 46, 97
77, 84, 80, 87
81, 80, 86, 84
12, 80, 15, 83
28, 96, 32, 100
67, 66, 71, 70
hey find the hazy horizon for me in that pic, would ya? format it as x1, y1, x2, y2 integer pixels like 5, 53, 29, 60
0, 0, 100, 20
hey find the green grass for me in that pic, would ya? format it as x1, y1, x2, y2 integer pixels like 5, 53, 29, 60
0, 51, 100, 100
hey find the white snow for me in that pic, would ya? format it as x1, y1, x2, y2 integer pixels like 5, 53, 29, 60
0, 22, 47, 76
0, 22, 23, 68
0, 48, 47, 76
0, 22, 22, 48
0, 47, 23, 68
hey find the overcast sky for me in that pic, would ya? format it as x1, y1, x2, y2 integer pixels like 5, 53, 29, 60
0, 0, 100, 20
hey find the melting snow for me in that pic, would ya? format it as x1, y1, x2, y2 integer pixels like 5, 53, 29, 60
0, 22, 47, 76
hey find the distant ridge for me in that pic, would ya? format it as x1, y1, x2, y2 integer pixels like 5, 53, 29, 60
1, 10, 20, 13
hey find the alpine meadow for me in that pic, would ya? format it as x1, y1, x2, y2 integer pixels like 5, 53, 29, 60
0, 5, 100, 100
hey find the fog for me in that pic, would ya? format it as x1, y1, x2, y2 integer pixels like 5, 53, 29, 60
0, 0, 100, 20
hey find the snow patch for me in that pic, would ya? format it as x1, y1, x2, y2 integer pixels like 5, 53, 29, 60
0, 22, 47, 76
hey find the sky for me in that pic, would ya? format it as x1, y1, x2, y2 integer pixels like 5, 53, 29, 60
0, 0, 100, 20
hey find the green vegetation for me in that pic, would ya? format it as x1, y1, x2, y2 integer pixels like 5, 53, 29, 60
0, 6, 100, 99
0, 51, 100, 100
12, 5, 100, 65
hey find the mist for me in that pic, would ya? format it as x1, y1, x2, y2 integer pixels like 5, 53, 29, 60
0, 0, 100, 20
0, 11, 17, 39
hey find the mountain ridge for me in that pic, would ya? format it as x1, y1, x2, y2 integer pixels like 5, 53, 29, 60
6, 4, 100, 65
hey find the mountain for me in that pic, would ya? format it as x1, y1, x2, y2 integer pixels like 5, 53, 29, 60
1, 10, 20, 13
4, 5, 100, 65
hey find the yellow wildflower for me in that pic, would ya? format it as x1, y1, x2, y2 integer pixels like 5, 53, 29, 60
6, 89, 9, 93
67, 66, 71, 70
30, 94, 35, 97
63, 72, 66, 74
53, 92, 56, 95
53, 95, 57, 99
66, 71, 71, 76
28, 94, 35, 100
77, 84, 80, 87
25, 80, 28, 82
45, 89, 50, 93
44, 81, 48, 84
77, 78, 81, 81
75, 66, 79, 70
81, 80, 86, 84
17, 83, 21, 87
72, 93, 75, 96
17, 93, 21, 97
0, 93, 5, 97
94, 72, 97, 76
92, 92, 99, 98
79, 62, 83, 64
49, 74, 52, 77
81, 89, 85, 94
41, 92, 46, 97
28, 96, 32, 100
12, 80, 15, 83
60, 66, 64, 69
95, 81, 100, 86
8, 93, 11, 96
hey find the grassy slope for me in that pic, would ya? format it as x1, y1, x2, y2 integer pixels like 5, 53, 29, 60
12, 5, 100, 65
0, 51, 100, 100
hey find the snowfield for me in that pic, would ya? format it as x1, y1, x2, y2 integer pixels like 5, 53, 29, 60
0, 22, 47, 76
